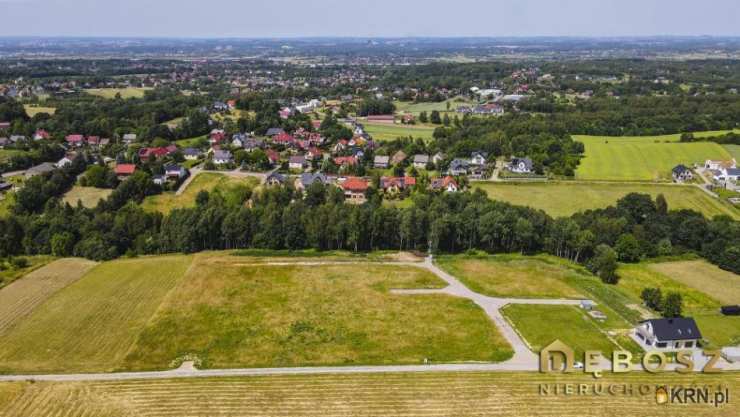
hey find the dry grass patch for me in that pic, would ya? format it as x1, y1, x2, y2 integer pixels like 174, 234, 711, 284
0, 258, 97, 337
0, 255, 193, 374
0, 372, 737, 417
436, 254, 584, 299
122, 254, 512, 369
647, 260, 740, 306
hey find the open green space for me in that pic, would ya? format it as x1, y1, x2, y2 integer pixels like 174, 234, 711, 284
724, 144, 740, 160
0, 149, 23, 163
617, 261, 740, 348
363, 121, 436, 142
1, 372, 736, 417
23, 104, 56, 117
436, 254, 584, 299
476, 181, 739, 219
502, 304, 625, 359
0, 255, 193, 373
574, 133, 733, 181
141, 173, 257, 214
84, 87, 152, 99
62, 186, 113, 208
122, 253, 512, 370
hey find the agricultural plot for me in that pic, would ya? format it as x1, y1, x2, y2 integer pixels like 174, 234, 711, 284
122, 254, 512, 370
0, 258, 96, 337
141, 173, 257, 214
62, 186, 113, 208
363, 122, 436, 142
1, 373, 736, 417
23, 105, 56, 117
476, 182, 739, 219
0, 255, 193, 373
84, 87, 152, 99
617, 261, 740, 348
724, 144, 740, 160
648, 260, 740, 306
435, 254, 584, 299
574, 134, 732, 181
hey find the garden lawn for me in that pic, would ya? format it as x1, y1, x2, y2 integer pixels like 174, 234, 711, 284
574, 134, 732, 181
122, 253, 512, 370
475, 181, 739, 219
85, 87, 152, 99
62, 186, 113, 208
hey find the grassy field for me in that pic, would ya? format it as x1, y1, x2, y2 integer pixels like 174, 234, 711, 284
724, 144, 740, 160
574, 134, 733, 181
122, 254, 512, 370
23, 104, 56, 117
62, 186, 113, 208
1, 372, 736, 417
0, 255, 193, 373
363, 121, 436, 142
0, 149, 23, 163
174, 135, 207, 147
436, 254, 584, 299
0, 255, 55, 290
476, 182, 739, 219
0, 258, 96, 336
141, 173, 257, 214
617, 261, 740, 348
503, 304, 624, 359
648, 260, 740, 305
85, 87, 152, 99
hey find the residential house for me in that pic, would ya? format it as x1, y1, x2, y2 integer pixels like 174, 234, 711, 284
0, 137, 9, 148
634, 317, 702, 350
380, 176, 416, 194
122, 133, 137, 144
183, 148, 203, 160
138, 146, 173, 162
65, 134, 85, 147
430, 176, 459, 193
209, 129, 226, 145
432, 152, 446, 165
340, 177, 369, 203
412, 154, 430, 169
470, 152, 487, 166
9, 135, 26, 143
0, 122, 9, 130
165, 164, 187, 179
266, 127, 285, 137
672, 164, 693, 182
152, 175, 166, 186
725, 168, 740, 182
86, 136, 102, 148
114, 163, 137, 179
473, 103, 504, 115
243, 137, 264, 152
374, 155, 390, 169
266, 149, 281, 166
25, 162, 56, 178
334, 155, 358, 167
56, 156, 73, 168
391, 150, 407, 166
289, 155, 307, 171
33, 129, 50, 141
296, 172, 328, 191
265, 172, 287, 186
705, 159, 736, 171
213, 150, 233, 165
273, 132, 296, 147
231, 133, 249, 148
213, 101, 229, 112
448, 159, 469, 176
508, 157, 533, 174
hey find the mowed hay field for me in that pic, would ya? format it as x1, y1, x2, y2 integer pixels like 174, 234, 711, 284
648, 260, 740, 306
62, 186, 113, 208
142, 173, 258, 214
1, 372, 737, 417
0, 258, 97, 336
363, 121, 436, 141
436, 254, 584, 299
574, 134, 732, 181
84, 87, 152, 99
476, 182, 740, 219
724, 144, 740, 160
0, 255, 193, 373
122, 254, 512, 370
23, 104, 56, 117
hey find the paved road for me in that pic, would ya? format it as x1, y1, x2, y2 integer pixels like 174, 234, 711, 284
1, 257, 737, 382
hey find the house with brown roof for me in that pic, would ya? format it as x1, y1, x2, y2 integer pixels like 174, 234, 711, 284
340, 177, 369, 204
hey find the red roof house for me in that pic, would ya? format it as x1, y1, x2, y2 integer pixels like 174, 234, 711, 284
114, 163, 137, 177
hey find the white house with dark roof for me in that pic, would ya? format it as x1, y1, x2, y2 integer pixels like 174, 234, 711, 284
634, 317, 702, 350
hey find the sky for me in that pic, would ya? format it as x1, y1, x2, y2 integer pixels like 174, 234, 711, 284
0, 0, 738, 38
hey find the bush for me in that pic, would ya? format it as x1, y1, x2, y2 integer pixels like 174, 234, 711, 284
10, 257, 28, 269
